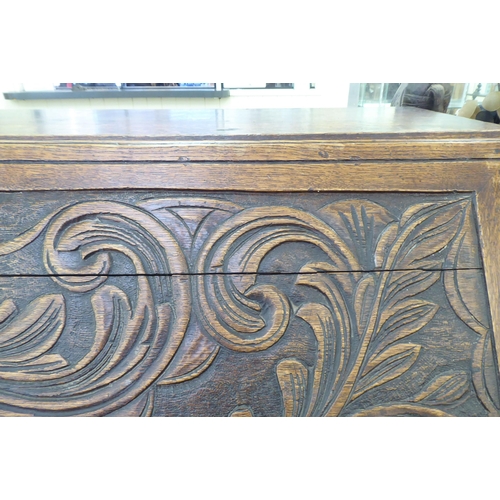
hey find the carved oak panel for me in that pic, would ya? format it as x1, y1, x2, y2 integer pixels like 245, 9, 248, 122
0, 191, 497, 416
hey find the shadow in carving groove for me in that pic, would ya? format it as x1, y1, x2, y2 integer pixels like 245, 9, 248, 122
0, 190, 496, 416
153, 270, 491, 417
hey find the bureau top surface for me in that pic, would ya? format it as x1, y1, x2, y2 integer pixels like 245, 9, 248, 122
0, 107, 499, 141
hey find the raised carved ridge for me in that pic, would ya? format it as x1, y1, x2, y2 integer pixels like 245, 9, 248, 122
0, 192, 495, 416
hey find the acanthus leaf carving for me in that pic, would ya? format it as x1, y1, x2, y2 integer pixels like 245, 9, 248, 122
193, 207, 359, 352
350, 404, 453, 417
107, 391, 155, 417
157, 323, 220, 386
276, 359, 309, 417
0, 201, 192, 416
318, 200, 397, 271
276, 197, 488, 417
0, 294, 67, 378
0, 194, 495, 416
413, 371, 469, 406
354, 343, 421, 400
229, 405, 255, 417
443, 200, 489, 336
372, 299, 439, 356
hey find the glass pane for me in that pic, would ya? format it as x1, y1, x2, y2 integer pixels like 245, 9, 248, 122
223, 83, 294, 89
383, 83, 400, 102
358, 83, 401, 106
123, 83, 215, 88
359, 83, 382, 104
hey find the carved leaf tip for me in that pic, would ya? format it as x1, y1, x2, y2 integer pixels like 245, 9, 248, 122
158, 345, 220, 385
414, 371, 469, 406
277, 359, 309, 417
354, 274, 376, 337
229, 405, 254, 417
0, 299, 17, 325
375, 299, 439, 352
0, 294, 66, 371
354, 343, 421, 400
351, 404, 453, 417
106, 391, 155, 417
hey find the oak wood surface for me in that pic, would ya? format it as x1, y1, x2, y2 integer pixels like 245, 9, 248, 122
2, 138, 500, 162
0, 107, 499, 416
2, 107, 498, 139
0, 160, 493, 191
0, 190, 496, 416
1, 108, 499, 162
0, 190, 484, 275
0, 267, 494, 417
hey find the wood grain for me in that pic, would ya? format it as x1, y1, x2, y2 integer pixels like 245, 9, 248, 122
0, 191, 483, 275
0, 161, 492, 192
0, 192, 496, 416
1, 108, 498, 162
475, 164, 500, 380
1, 108, 498, 139
0, 268, 493, 416
0, 107, 498, 416
2, 138, 500, 162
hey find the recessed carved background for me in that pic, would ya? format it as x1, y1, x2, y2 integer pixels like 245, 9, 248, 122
0, 191, 497, 416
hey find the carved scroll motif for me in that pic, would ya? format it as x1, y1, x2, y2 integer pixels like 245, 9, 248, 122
0, 194, 496, 416
193, 207, 358, 352
0, 201, 192, 416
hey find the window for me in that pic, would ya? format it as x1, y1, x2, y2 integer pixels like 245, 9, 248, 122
56, 83, 216, 90
357, 83, 401, 107
223, 83, 294, 89
451, 83, 497, 107
354, 83, 500, 112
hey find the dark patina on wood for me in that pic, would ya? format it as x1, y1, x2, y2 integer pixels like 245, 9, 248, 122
0, 108, 499, 417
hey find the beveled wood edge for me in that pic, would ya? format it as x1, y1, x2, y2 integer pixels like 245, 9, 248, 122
1, 138, 500, 162
475, 167, 500, 372
1, 159, 499, 371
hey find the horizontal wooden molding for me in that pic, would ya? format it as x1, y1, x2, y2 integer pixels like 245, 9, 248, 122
1, 138, 500, 162
0, 160, 493, 192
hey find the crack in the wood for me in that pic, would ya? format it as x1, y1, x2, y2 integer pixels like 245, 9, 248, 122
0, 267, 483, 278
0, 157, 495, 165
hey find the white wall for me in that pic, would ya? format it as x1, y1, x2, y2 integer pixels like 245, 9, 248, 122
0, 83, 351, 109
